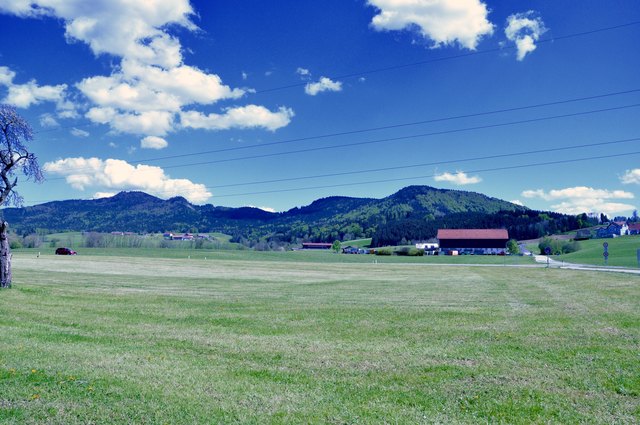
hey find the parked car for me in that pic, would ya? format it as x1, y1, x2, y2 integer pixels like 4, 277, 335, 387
55, 247, 77, 255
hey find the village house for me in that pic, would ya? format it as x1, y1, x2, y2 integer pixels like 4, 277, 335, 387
596, 222, 629, 238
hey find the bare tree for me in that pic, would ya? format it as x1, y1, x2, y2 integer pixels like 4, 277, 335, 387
0, 105, 44, 288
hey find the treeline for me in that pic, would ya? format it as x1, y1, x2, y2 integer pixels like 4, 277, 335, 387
370, 211, 596, 247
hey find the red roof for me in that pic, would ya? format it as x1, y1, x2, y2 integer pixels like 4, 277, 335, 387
437, 229, 509, 240
628, 223, 640, 231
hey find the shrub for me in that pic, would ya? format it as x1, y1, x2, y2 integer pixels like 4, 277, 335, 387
375, 248, 393, 256
538, 237, 580, 255
395, 247, 424, 256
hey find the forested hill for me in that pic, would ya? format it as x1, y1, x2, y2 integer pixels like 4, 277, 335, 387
0, 185, 587, 245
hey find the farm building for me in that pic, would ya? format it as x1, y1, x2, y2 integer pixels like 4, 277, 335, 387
627, 223, 640, 235
437, 229, 509, 255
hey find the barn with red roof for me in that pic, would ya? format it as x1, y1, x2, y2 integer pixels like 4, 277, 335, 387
437, 229, 509, 255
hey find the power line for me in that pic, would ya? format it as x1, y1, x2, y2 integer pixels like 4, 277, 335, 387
42, 101, 640, 180
211, 150, 640, 198
120, 103, 640, 170
209, 137, 640, 189
31, 139, 640, 204
254, 21, 640, 94
132, 88, 640, 163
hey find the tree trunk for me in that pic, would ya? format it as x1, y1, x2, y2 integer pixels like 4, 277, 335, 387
0, 221, 12, 288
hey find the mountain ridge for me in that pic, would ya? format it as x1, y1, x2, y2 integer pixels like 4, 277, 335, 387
1, 185, 530, 243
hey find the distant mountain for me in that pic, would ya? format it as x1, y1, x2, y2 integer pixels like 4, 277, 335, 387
1, 185, 529, 243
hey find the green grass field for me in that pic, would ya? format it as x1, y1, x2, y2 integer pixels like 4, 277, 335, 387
15, 247, 536, 266
559, 236, 640, 268
1, 251, 639, 423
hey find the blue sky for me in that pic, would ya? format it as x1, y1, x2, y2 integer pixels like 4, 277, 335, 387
0, 0, 639, 216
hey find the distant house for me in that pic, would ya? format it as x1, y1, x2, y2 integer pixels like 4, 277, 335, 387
302, 242, 332, 250
415, 242, 439, 254
163, 232, 173, 240
341, 246, 359, 254
627, 223, 640, 235
596, 222, 628, 238
437, 229, 509, 255
574, 229, 592, 240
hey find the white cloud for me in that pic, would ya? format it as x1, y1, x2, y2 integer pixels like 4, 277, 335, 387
77, 60, 245, 115
140, 135, 168, 150
180, 105, 294, 131
305, 77, 342, 96
296, 67, 311, 77
1, 2, 293, 137
434, 171, 481, 185
621, 169, 640, 185
4, 80, 67, 108
43, 157, 211, 203
0, 66, 69, 109
510, 199, 524, 206
0, 66, 16, 85
521, 186, 635, 215
367, 0, 494, 50
248, 205, 277, 213
521, 189, 545, 199
0, 0, 195, 68
86, 107, 174, 136
505, 11, 547, 61
93, 192, 116, 199
39, 113, 59, 128
241, 71, 248, 80
71, 127, 89, 137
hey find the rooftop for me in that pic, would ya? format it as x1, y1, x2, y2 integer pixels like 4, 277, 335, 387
437, 229, 509, 240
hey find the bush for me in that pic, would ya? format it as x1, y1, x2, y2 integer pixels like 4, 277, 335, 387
395, 247, 424, 256
9, 239, 22, 249
538, 237, 580, 255
375, 248, 393, 256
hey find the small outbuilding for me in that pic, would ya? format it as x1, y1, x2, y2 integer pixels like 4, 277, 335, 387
437, 229, 509, 255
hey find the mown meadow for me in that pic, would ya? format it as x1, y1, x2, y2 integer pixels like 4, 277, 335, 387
1, 250, 638, 423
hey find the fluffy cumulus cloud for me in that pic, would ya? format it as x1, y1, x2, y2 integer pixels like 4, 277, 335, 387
434, 171, 481, 185
305, 77, 342, 96
367, 0, 494, 50
140, 136, 168, 150
0, 65, 70, 110
43, 157, 211, 203
505, 11, 547, 60
0, 1, 293, 136
0, 0, 195, 68
180, 105, 294, 131
621, 169, 640, 185
522, 186, 635, 215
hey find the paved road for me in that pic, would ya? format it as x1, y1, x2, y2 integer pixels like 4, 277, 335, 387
533, 255, 640, 275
